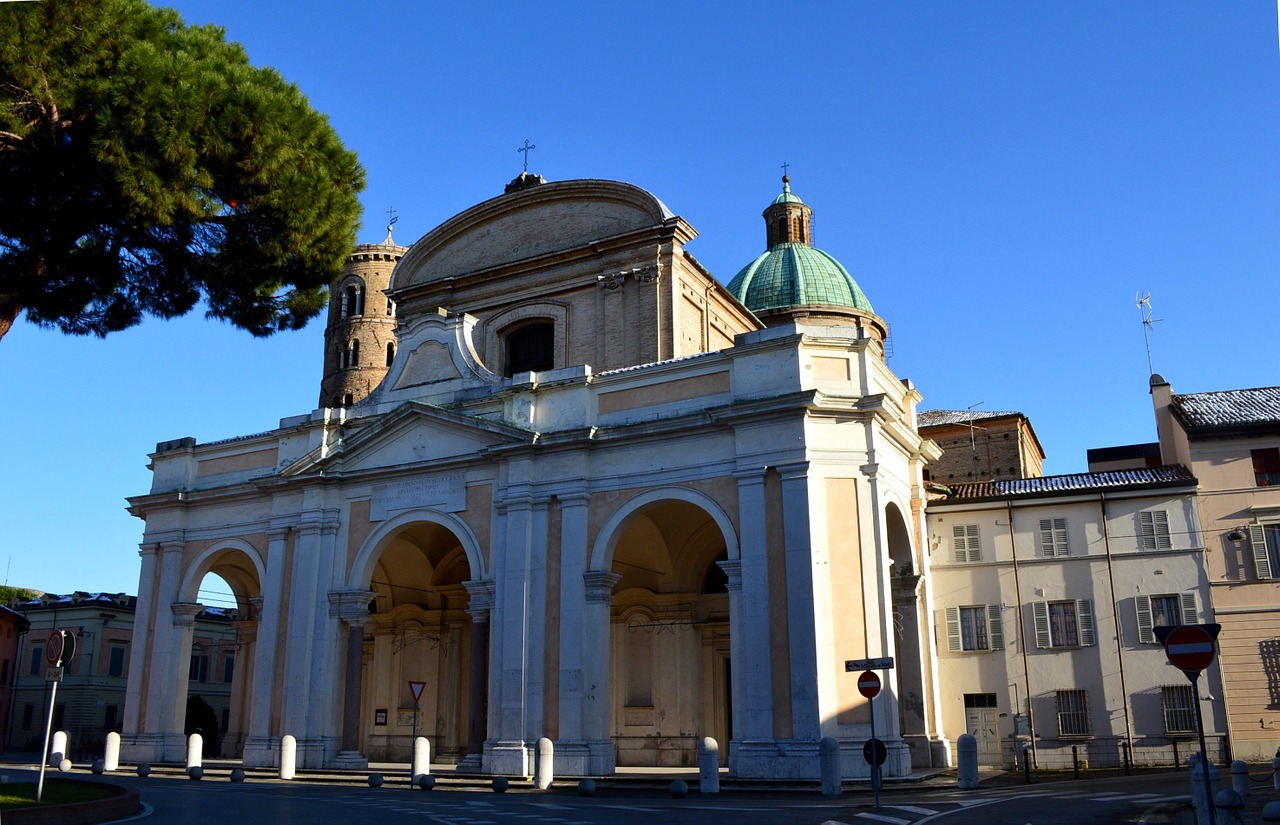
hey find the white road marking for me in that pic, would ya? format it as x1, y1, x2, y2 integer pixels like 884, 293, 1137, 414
854, 812, 912, 824
886, 804, 940, 814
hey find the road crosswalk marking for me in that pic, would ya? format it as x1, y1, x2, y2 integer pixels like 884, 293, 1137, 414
885, 804, 940, 815
854, 812, 912, 824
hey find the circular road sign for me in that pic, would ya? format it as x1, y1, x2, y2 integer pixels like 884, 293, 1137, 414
45, 630, 65, 666
858, 670, 881, 699
863, 737, 887, 767
1164, 625, 1216, 673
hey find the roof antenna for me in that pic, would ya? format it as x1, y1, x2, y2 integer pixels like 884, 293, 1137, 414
1136, 292, 1161, 376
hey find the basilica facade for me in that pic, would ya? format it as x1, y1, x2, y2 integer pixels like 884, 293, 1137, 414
120, 172, 948, 779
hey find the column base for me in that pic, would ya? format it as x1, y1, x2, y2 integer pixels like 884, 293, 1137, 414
454, 753, 483, 773
120, 732, 186, 765
484, 740, 530, 776
242, 736, 279, 769
550, 740, 616, 776
330, 750, 369, 770
730, 738, 913, 780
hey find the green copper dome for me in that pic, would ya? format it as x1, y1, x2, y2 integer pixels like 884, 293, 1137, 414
727, 243, 873, 313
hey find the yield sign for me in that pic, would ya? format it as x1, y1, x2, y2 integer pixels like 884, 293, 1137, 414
408, 681, 427, 705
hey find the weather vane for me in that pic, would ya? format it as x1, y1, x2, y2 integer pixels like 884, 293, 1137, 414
517, 139, 536, 173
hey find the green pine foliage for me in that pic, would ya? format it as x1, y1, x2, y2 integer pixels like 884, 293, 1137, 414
0, 0, 365, 341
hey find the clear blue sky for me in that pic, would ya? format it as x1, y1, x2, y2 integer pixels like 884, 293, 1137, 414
4, 1, 1279, 597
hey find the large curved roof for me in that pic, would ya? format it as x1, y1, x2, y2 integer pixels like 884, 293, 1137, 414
726, 242, 873, 314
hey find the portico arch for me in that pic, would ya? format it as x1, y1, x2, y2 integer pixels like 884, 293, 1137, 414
885, 499, 929, 766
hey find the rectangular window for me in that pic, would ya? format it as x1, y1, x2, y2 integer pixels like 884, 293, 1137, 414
223, 655, 234, 684
945, 605, 1004, 651
108, 646, 126, 678
1162, 684, 1197, 735
189, 654, 209, 683
952, 524, 981, 562
1135, 592, 1200, 644
1039, 517, 1069, 557
1056, 689, 1091, 737
1248, 524, 1280, 580
1252, 448, 1280, 487
53, 704, 64, 730
1139, 510, 1172, 550
28, 646, 42, 677
1033, 600, 1095, 648
21, 703, 33, 729
964, 692, 999, 709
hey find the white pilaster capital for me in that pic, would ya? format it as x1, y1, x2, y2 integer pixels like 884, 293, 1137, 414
329, 590, 376, 624
464, 579, 496, 618
557, 491, 592, 507
717, 559, 743, 592
583, 571, 622, 604
248, 596, 264, 618
776, 461, 810, 482
137, 542, 161, 559
171, 602, 204, 627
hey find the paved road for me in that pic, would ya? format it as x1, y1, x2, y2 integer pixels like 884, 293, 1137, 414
6, 767, 1205, 824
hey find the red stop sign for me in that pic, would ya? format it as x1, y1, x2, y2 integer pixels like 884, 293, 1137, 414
1164, 625, 1215, 673
858, 670, 881, 699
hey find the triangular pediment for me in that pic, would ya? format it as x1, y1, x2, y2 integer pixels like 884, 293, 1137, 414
294, 403, 531, 477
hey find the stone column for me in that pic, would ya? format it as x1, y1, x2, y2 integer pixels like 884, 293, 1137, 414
161, 603, 206, 755
778, 463, 827, 743
330, 590, 375, 769
226, 612, 258, 757
461, 579, 494, 769
122, 543, 159, 738
555, 493, 591, 773
243, 528, 289, 768
139, 542, 188, 763
581, 570, 620, 774
730, 469, 777, 767
488, 495, 534, 776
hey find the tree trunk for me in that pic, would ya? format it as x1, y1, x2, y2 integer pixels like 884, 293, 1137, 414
0, 297, 21, 343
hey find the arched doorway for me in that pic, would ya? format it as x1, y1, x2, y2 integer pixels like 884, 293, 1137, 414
357, 518, 478, 763
886, 501, 928, 766
606, 497, 733, 767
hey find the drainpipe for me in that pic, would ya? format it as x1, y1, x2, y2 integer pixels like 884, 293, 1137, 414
1006, 499, 1036, 766
1100, 493, 1134, 756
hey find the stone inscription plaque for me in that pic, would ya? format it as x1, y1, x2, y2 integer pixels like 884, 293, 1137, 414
371, 472, 466, 520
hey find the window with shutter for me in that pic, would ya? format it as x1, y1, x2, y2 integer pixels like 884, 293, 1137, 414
987, 604, 1004, 650
1249, 523, 1278, 580
1034, 600, 1094, 647
1135, 594, 1155, 644
1039, 517, 1069, 557
952, 524, 981, 563
945, 605, 1003, 651
1139, 510, 1172, 550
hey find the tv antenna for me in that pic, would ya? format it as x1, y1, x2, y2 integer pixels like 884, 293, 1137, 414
1136, 292, 1161, 376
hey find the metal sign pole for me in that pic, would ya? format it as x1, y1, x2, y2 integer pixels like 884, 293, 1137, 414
1189, 670, 1215, 822
869, 693, 880, 808
36, 675, 59, 803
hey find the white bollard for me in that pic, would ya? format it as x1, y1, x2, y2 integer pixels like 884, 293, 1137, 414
1189, 755, 1220, 825
50, 730, 68, 767
819, 736, 841, 798
1230, 760, 1248, 796
279, 735, 297, 781
1214, 789, 1244, 825
187, 733, 203, 769
103, 732, 120, 772
957, 733, 979, 790
412, 736, 431, 782
535, 737, 554, 790
698, 737, 719, 794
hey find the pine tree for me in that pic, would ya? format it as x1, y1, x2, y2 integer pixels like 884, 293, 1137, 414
0, 0, 365, 342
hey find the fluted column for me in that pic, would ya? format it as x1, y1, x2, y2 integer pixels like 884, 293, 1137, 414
330, 589, 375, 769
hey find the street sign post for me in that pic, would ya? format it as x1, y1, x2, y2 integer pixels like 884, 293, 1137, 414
863, 738, 887, 767
38, 630, 77, 803
845, 656, 895, 672
408, 681, 427, 754
858, 670, 881, 699
1154, 623, 1221, 823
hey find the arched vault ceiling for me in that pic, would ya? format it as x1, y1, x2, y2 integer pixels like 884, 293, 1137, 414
612, 500, 727, 594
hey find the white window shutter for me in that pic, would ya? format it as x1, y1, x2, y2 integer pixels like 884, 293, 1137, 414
1139, 511, 1155, 549
945, 606, 962, 652
1077, 599, 1096, 646
1250, 524, 1274, 579
1033, 601, 1051, 648
1039, 519, 1055, 557
1179, 592, 1200, 625
1154, 511, 1171, 549
987, 604, 1004, 650
1136, 595, 1154, 644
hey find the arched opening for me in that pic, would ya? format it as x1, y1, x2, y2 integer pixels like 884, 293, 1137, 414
386, 341, 395, 366
503, 320, 554, 376
607, 499, 732, 767
885, 501, 928, 767
359, 520, 477, 763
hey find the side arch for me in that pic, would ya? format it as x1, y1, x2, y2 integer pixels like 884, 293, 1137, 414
177, 538, 267, 607
590, 486, 740, 572
348, 507, 488, 589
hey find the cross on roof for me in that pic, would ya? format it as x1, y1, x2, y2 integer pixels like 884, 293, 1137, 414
517, 139, 536, 173
781, 161, 791, 178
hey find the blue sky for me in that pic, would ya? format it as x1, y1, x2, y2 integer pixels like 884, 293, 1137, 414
5, 1, 1279, 598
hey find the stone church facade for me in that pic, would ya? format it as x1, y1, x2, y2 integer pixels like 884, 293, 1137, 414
121, 174, 949, 779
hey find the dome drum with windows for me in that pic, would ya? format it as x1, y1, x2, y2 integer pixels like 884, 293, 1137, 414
727, 176, 886, 340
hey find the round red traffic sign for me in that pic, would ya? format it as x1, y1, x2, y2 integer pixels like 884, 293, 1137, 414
1164, 625, 1215, 673
45, 630, 65, 666
858, 670, 881, 699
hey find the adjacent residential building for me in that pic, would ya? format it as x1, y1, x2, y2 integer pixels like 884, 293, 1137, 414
926, 465, 1225, 769
0, 604, 30, 751
918, 410, 1045, 485
9, 592, 239, 758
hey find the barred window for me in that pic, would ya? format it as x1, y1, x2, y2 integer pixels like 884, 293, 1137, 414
1162, 684, 1197, 735
1056, 689, 1091, 737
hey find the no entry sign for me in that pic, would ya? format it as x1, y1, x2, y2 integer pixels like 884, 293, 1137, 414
858, 670, 881, 699
1163, 625, 1216, 673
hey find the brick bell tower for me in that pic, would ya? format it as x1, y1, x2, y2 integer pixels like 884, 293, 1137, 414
319, 219, 408, 408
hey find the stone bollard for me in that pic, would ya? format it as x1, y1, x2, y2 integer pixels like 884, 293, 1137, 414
1213, 789, 1244, 825
230, 768, 245, 782
577, 778, 596, 797
136, 763, 150, 777
91, 759, 105, 775
368, 773, 383, 788
188, 765, 203, 780
957, 733, 979, 790
535, 737, 554, 790
187, 733, 203, 769
1263, 801, 1280, 823
104, 732, 120, 772
50, 730, 68, 767
1190, 755, 1220, 825
279, 735, 297, 781
58, 759, 71, 772
1230, 760, 1248, 796
669, 778, 688, 799
492, 776, 509, 793
698, 737, 719, 794
819, 736, 841, 798
412, 736, 431, 784
417, 775, 435, 791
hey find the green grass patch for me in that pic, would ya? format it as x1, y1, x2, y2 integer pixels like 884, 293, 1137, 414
0, 780, 115, 809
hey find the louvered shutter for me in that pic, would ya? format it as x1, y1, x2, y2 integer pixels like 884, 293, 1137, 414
1153, 511, 1171, 548
1139, 511, 1156, 549
1139, 510, 1172, 550
1179, 592, 1200, 625
953, 524, 980, 563
1136, 595, 1154, 644
1250, 524, 1274, 580
1039, 518, 1068, 557
987, 604, 1004, 650
1033, 601, 1051, 648
945, 606, 962, 652
1077, 599, 1095, 646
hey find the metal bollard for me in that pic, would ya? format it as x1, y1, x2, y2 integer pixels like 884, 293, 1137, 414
957, 733, 978, 790
1023, 745, 1033, 784
698, 737, 719, 794
1121, 741, 1131, 776
1174, 740, 1181, 770
1213, 789, 1243, 825
535, 737, 554, 791
819, 736, 841, 798
186, 733, 203, 769
1072, 745, 1080, 780
1230, 760, 1248, 796
279, 734, 297, 781
1273, 747, 1280, 791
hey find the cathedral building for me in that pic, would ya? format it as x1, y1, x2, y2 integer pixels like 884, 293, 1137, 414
121, 172, 948, 779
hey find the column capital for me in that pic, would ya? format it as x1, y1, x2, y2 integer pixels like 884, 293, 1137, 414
733, 467, 768, 485
267, 524, 292, 542
248, 596, 264, 619
776, 461, 810, 482
464, 579, 496, 617
328, 590, 376, 624
171, 602, 205, 627
556, 491, 592, 507
138, 543, 161, 558
717, 559, 743, 592
583, 571, 621, 604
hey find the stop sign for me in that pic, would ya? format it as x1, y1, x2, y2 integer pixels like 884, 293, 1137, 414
858, 670, 881, 699
1164, 625, 1216, 673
